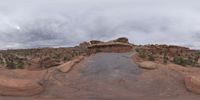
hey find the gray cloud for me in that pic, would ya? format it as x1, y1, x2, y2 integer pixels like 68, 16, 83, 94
0, 0, 200, 49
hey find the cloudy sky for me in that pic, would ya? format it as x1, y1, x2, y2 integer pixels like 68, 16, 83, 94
0, 0, 200, 49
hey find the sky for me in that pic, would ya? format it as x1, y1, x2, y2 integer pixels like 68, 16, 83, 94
0, 0, 200, 49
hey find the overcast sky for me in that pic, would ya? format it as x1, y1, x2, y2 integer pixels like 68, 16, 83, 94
0, 0, 200, 49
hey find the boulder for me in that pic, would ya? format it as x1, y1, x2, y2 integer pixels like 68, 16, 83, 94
138, 61, 158, 70
0, 76, 44, 96
185, 75, 200, 94
57, 56, 84, 73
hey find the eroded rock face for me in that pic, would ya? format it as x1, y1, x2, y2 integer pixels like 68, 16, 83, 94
113, 37, 129, 43
0, 76, 44, 96
138, 61, 158, 70
88, 43, 132, 53
57, 56, 84, 73
185, 75, 200, 94
79, 41, 90, 49
90, 40, 104, 44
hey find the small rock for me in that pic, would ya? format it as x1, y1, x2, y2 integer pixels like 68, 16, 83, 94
138, 61, 158, 70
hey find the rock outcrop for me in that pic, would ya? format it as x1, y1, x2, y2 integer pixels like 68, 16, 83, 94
113, 37, 129, 43
57, 56, 84, 73
79, 41, 90, 49
0, 75, 44, 96
90, 40, 104, 44
88, 37, 132, 53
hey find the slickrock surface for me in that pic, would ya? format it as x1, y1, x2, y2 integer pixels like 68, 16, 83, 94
0, 53, 200, 100
0, 75, 44, 96
185, 75, 200, 94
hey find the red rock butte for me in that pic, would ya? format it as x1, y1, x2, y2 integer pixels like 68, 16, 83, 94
87, 37, 133, 53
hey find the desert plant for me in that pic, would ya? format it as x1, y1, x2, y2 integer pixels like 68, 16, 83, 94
194, 55, 199, 64
6, 60, 16, 69
172, 56, 187, 66
95, 48, 102, 53
0, 58, 4, 64
148, 53, 155, 61
135, 48, 140, 52
16, 61, 24, 69
63, 56, 71, 61
138, 50, 146, 58
163, 50, 168, 64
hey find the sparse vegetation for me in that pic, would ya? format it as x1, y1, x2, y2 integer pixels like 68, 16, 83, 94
148, 53, 155, 61
0, 47, 88, 69
172, 56, 187, 66
0, 58, 4, 64
138, 50, 146, 59
63, 56, 71, 61
6, 61, 16, 69
95, 48, 102, 53
163, 50, 168, 64
135, 45, 200, 67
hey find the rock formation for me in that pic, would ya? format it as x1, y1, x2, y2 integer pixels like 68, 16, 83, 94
88, 37, 132, 53
90, 40, 104, 44
113, 37, 129, 43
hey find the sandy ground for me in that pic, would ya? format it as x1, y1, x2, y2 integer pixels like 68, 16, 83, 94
0, 53, 200, 100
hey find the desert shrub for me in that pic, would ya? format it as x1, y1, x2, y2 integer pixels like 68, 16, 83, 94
194, 55, 199, 64
163, 50, 168, 64
6, 61, 16, 69
0, 58, 4, 64
72, 51, 81, 57
6, 60, 24, 69
52, 53, 61, 59
63, 56, 71, 61
95, 48, 102, 53
16, 61, 24, 69
135, 48, 140, 52
148, 53, 155, 61
172, 56, 187, 66
138, 50, 146, 58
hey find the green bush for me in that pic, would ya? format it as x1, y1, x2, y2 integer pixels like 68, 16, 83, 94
95, 48, 102, 53
148, 53, 155, 61
6, 61, 16, 69
163, 51, 168, 64
135, 48, 140, 52
0, 58, 4, 64
194, 55, 199, 64
173, 56, 187, 66
16, 61, 24, 69
138, 51, 146, 58
63, 56, 71, 61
